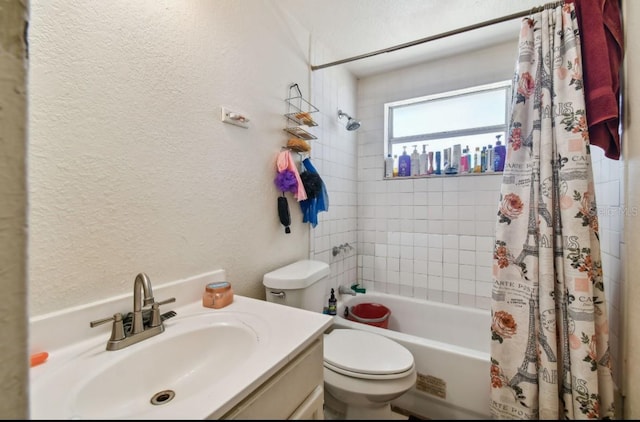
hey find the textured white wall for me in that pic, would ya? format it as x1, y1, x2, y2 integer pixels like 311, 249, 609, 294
27, 0, 322, 316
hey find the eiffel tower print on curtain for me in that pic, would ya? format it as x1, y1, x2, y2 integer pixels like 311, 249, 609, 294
508, 296, 558, 389
513, 168, 553, 271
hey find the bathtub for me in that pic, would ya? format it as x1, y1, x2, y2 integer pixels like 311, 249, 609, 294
333, 291, 491, 420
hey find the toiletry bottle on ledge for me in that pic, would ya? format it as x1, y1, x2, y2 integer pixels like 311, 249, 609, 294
435, 151, 441, 175
451, 144, 461, 174
428, 151, 434, 174
460, 147, 469, 173
411, 145, 420, 176
398, 146, 411, 177
494, 135, 506, 172
464, 145, 472, 173
393, 154, 399, 177
328, 288, 337, 315
384, 154, 394, 178
443, 147, 451, 174
419, 145, 428, 175
474, 147, 481, 173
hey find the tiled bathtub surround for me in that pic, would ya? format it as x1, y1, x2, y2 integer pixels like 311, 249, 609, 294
354, 40, 521, 310
358, 175, 502, 310
307, 28, 624, 389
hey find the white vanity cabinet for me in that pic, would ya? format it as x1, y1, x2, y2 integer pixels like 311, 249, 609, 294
219, 337, 325, 420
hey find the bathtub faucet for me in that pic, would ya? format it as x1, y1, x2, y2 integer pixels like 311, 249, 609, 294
351, 283, 366, 294
338, 283, 366, 296
338, 285, 357, 296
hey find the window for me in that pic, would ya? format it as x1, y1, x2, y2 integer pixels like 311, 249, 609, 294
384, 80, 511, 175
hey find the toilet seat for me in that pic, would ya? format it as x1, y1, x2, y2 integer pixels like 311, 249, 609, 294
323, 329, 415, 380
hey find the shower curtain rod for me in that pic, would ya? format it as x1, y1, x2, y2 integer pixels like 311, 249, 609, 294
310, 2, 562, 71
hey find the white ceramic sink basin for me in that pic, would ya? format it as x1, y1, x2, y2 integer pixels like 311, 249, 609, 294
30, 309, 268, 419
29, 272, 333, 420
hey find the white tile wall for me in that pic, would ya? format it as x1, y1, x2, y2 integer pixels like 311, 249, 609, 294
591, 146, 625, 388
357, 174, 502, 310
308, 44, 359, 299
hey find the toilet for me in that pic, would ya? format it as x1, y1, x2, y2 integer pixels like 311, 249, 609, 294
263, 260, 417, 420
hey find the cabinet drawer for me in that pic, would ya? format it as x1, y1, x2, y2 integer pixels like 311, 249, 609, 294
222, 338, 324, 419
289, 385, 324, 420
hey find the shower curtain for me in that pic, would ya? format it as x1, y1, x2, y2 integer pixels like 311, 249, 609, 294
490, 2, 615, 419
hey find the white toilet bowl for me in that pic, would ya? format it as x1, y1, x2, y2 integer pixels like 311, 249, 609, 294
323, 329, 416, 420
262, 260, 416, 420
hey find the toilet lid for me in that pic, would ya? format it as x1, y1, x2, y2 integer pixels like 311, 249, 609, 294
323, 329, 414, 377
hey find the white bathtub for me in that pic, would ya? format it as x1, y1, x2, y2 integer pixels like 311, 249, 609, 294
333, 291, 491, 420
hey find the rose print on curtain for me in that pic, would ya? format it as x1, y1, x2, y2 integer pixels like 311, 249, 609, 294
490, 3, 615, 419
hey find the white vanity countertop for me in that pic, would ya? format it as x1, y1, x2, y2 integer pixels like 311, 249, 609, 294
29, 270, 333, 419
178, 296, 333, 419
178, 296, 332, 419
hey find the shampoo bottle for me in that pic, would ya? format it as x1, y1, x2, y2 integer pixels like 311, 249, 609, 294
398, 146, 411, 177
435, 151, 442, 175
428, 151, 434, 174
410, 145, 420, 176
460, 147, 469, 173
419, 145, 428, 175
481, 146, 487, 172
443, 147, 451, 173
486, 144, 494, 172
494, 135, 506, 172
384, 154, 394, 178
465, 145, 472, 173
451, 144, 461, 174
474, 147, 481, 173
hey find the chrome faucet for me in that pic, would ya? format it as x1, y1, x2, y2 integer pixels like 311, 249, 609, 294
90, 272, 176, 351
132, 272, 154, 335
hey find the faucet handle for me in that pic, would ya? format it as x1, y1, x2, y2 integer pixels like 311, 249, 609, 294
90, 313, 126, 342
149, 303, 162, 328
149, 297, 177, 328
156, 297, 177, 307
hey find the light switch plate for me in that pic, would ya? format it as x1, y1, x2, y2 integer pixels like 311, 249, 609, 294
221, 106, 249, 128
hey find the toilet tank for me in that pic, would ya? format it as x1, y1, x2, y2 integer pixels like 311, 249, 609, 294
263, 260, 330, 313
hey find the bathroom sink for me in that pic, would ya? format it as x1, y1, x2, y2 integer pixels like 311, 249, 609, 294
30, 273, 333, 420
30, 309, 268, 419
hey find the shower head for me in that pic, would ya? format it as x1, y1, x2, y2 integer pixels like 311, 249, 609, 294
346, 119, 361, 131
338, 109, 361, 131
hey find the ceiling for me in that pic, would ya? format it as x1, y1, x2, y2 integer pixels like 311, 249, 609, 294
279, 0, 544, 78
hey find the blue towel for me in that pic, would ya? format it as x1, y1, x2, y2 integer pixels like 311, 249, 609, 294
299, 158, 329, 227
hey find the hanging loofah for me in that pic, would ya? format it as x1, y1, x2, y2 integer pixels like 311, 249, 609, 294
274, 169, 298, 193
300, 171, 322, 199
277, 195, 291, 234
286, 138, 311, 153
